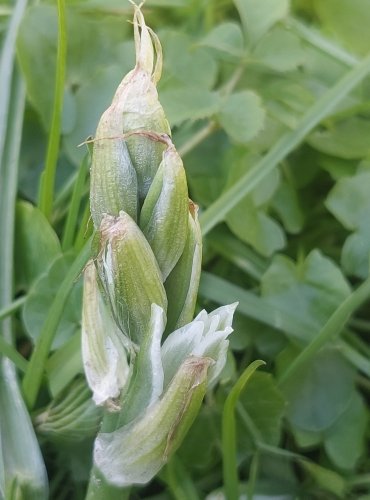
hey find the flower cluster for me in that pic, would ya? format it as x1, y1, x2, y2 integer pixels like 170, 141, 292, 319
82, 5, 237, 489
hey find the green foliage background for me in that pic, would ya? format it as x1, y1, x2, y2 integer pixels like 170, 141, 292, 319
1, 0, 370, 498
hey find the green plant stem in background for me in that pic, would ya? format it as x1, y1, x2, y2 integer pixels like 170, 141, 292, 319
38, 0, 67, 220
86, 468, 130, 500
200, 52, 370, 235
22, 240, 91, 409
0, 337, 27, 373
0, 0, 27, 165
200, 272, 370, 382
222, 360, 265, 500
0, 64, 48, 498
74, 201, 92, 252
247, 450, 260, 500
278, 276, 370, 386
162, 456, 200, 500
178, 121, 217, 158
0, 296, 26, 321
62, 155, 89, 251
288, 17, 358, 67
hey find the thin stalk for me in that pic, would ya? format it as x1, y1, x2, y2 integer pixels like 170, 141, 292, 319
85, 468, 130, 500
247, 451, 260, 500
200, 52, 370, 235
0, 296, 26, 321
38, 0, 67, 220
337, 340, 370, 378
0, 0, 27, 165
0, 64, 48, 497
178, 121, 217, 158
62, 155, 89, 250
349, 474, 370, 487
288, 17, 358, 67
178, 62, 245, 158
74, 201, 92, 252
163, 457, 200, 500
278, 276, 370, 386
22, 240, 91, 409
0, 337, 27, 373
349, 317, 370, 332
222, 360, 265, 500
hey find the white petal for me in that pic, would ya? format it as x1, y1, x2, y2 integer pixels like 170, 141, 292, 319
161, 303, 237, 388
81, 261, 131, 406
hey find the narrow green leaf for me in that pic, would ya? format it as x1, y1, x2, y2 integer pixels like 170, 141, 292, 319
62, 154, 89, 250
38, 0, 67, 219
278, 275, 370, 385
222, 359, 265, 500
200, 52, 370, 235
22, 240, 91, 409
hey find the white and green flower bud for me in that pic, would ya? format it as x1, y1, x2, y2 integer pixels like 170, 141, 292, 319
82, 260, 132, 406
140, 145, 189, 280
90, 109, 138, 229
94, 356, 212, 487
118, 304, 165, 425
120, 6, 171, 202
96, 212, 167, 344
161, 303, 238, 389
35, 379, 102, 443
165, 201, 202, 333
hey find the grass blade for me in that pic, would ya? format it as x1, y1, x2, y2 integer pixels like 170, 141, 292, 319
222, 360, 265, 500
278, 276, 370, 385
200, 52, 370, 235
0, 0, 27, 165
0, 63, 49, 498
22, 240, 91, 409
62, 154, 89, 251
38, 0, 67, 220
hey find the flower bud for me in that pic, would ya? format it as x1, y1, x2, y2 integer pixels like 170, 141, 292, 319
94, 356, 212, 487
120, 7, 171, 202
90, 110, 138, 229
35, 379, 102, 442
165, 201, 202, 333
140, 145, 189, 280
81, 260, 132, 406
118, 304, 165, 426
161, 303, 238, 388
96, 212, 167, 344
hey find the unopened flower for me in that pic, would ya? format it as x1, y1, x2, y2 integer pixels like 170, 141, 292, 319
165, 201, 202, 333
81, 260, 132, 406
94, 356, 211, 487
140, 144, 189, 280
96, 212, 167, 344
90, 4, 171, 228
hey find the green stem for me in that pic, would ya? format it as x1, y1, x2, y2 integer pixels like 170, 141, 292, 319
62, 155, 89, 251
85, 468, 130, 500
74, 201, 93, 252
247, 451, 260, 500
0, 61, 48, 497
222, 360, 265, 500
0, 295, 26, 321
22, 240, 91, 409
288, 17, 358, 67
38, 0, 67, 220
178, 121, 217, 158
0, 337, 27, 373
0, 0, 26, 164
278, 276, 370, 386
199, 52, 370, 235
